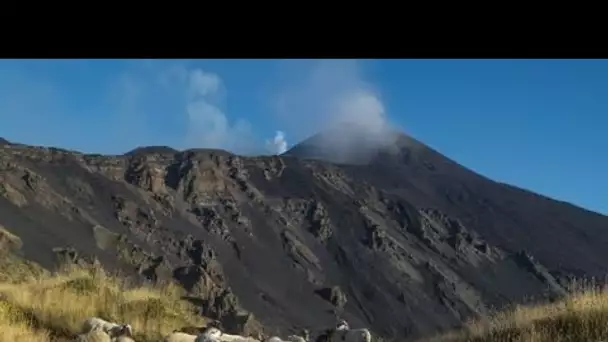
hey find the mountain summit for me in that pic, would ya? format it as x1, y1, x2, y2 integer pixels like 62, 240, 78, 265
0, 134, 607, 341
284, 122, 417, 164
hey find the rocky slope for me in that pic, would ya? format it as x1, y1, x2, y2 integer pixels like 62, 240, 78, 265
0, 131, 607, 341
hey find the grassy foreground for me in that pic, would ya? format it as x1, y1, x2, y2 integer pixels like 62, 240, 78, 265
0, 257, 208, 342
423, 281, 608, 342
3, 249, 608, 342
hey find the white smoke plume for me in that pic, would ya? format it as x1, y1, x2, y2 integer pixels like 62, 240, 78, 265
266, 130, 288, 155
160, 60, 396, 159
181, 68, 256, 154
271, 59, 398, 163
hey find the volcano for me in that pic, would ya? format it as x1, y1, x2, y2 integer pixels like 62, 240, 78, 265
0, 128, 606, 341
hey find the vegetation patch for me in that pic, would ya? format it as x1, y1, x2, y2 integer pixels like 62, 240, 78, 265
0, 259, 210, 342
422, 281, 608, 342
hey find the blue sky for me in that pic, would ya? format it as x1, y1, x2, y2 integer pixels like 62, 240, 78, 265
0, 59, 606, 215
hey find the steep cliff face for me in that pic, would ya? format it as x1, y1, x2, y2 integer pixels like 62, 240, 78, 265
0, 133, 607, 341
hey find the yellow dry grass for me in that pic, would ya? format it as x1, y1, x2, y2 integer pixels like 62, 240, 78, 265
0, 301, 50, 342
422, 280, 608, 342
0, 261, 209, 342
5, 233, 608, 342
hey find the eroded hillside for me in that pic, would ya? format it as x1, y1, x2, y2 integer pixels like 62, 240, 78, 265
1, 134, 607, 341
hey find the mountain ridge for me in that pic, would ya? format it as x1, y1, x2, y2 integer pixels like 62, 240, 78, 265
288, 128, 605, 217
1, 131, 607, 341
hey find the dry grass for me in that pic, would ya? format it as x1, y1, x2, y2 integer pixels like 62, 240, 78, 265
7, 243, 608, 342
0, 301, 50, 342
422, 280, 608, 342
0, 259, 209, 342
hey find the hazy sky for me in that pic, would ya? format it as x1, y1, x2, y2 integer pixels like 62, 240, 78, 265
0, 59, 605, 214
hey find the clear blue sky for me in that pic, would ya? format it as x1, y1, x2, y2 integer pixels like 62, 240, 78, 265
0, 59, 606, 215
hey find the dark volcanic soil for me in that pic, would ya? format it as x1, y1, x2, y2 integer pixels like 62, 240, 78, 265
1, 131, 607, 341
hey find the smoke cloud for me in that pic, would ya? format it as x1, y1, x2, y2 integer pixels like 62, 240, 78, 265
270, 59, 398, 163
153, 60, 399, 160
181, 68, 256, 154
266, 130, 288, 155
